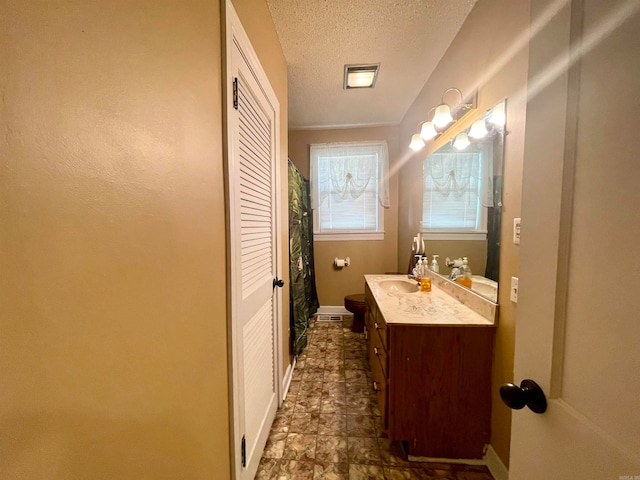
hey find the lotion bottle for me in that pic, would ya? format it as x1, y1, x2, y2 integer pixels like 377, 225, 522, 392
457, 257, 473, 289
431, 255, 440, 273
420, 256, 431, 292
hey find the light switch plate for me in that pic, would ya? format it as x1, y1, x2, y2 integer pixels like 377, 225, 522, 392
510, 276, 519, 303
513, 218, 521, 245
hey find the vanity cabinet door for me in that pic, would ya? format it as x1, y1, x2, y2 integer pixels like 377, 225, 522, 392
388, 325, 493, 459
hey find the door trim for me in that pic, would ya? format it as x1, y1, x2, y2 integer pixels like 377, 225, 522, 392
223, 1, 283, 478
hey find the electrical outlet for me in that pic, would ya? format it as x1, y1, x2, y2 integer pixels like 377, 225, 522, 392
510, 276, 519, 303
513, 218, 521, 245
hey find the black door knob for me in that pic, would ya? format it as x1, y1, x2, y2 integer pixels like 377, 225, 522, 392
273, 278, 285, 288
499, 379, 547, 414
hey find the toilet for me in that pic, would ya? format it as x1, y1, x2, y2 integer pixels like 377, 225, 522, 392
344, 293, 366, 333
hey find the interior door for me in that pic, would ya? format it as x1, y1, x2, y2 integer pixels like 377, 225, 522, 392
508, 1, 640, 478
227, 3, 281, 478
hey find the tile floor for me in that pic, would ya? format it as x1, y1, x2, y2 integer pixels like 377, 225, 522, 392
256, 320, 495, 480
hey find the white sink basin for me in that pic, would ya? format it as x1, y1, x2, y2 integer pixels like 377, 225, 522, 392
379, 279, 420, 293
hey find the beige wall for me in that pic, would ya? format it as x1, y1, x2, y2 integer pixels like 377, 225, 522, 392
0, 1, 287, 478
289, 126, 400, 306
398, 0, 530, 466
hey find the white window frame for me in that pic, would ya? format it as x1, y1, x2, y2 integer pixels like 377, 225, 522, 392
310, 141, 388, 241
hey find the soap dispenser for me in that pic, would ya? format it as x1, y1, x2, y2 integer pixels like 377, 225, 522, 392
430, 255, 440, 273
457, 257, 473, 289
419, 256, 432, 292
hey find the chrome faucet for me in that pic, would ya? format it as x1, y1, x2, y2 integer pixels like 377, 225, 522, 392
449, 267, 463, 280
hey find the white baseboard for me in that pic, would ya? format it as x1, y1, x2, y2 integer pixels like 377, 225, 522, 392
484, 444, 509, 480
408, 444, 508, 480
281, 358, 296, 401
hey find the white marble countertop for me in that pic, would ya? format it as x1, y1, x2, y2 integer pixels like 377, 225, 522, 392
365, 274, 496, 327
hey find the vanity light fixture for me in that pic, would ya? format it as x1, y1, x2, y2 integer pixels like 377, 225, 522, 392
420, 121, 438, 141
343, 64, 380, 89
488, 101, 506, 127
409, 133, 426, 151
453, 132, 471, 150
432, 103, 454, 128
468, 119, 489, 139
419, 107, 438, 141
408, 87, 477, 151
433, 88, 474, 128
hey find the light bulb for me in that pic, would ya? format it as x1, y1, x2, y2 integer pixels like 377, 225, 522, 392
453, 132, 470, 150
409, 133, 425, 151
488, 103, 506, 128
432, 104, 453, 128
420, 122, 438, 141
468, 119, 488, 139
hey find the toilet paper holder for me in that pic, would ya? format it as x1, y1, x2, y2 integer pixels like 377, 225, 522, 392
334, 257, 351, 268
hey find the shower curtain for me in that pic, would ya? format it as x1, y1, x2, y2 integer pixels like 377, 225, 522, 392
288, 159, 319, 356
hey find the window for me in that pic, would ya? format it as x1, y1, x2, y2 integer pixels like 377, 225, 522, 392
310, 142, 389, 240
422, 146, 493, 240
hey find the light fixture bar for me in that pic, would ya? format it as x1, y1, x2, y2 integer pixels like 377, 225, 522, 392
344, 64, 380, 89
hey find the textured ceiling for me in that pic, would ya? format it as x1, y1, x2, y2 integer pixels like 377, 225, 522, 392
266, 0, 478, 129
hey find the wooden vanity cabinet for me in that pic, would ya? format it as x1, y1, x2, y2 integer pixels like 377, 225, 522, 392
364, 284, 494, 459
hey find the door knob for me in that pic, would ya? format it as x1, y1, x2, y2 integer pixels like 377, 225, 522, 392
499, 379, 547, 414
273, 278, 285, 288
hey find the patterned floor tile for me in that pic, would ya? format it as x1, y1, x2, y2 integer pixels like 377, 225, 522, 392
282, 433, 316, 462
377, 439, 412, 467
278, 459, 315, 479
320, 395, 347, 414
290, 412, 320, 434
345, 396, 375, 415
315, 435, 348, 464
346, 415, 377, 437
348, 464, 385, 479
255, 457, 280, 480
318, 414, 347, 436
345, 381, 373, 396
313, 461, 348, 480
300, 380, 325, 396
257, 320, 494, 480
270, 412, 291, 433
281, 395, 296, 414
263, 432, 287, 459
383, 466, 425, 479
295, 395, 322, 414
322, 381, 347, 397
347, 437, 383, 465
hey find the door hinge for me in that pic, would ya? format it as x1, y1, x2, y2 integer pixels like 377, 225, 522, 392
233, 77, 239, 110
241, 435, 246, 467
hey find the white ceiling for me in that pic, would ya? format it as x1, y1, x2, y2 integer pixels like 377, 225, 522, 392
266, 0, 478, 129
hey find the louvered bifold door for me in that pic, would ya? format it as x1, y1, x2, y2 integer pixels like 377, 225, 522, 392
229, 38, 278, 480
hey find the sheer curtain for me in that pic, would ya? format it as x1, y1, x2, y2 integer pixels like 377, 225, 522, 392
310, 142, 390, 210
424, 143, 493, 208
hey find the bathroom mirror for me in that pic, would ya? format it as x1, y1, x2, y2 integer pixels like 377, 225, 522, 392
420, 100, 506, 303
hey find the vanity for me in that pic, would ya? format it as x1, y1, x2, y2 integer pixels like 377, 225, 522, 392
364, 274, 496, 459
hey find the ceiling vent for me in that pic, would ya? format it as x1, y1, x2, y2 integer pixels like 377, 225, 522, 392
343, 64, 380, 89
